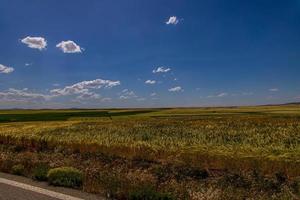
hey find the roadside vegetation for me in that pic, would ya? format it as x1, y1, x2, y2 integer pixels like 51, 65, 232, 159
0, 105, 299, 199
47, 167, 83, 188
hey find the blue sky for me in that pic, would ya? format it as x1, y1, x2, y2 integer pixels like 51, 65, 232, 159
0, 0, 299, 108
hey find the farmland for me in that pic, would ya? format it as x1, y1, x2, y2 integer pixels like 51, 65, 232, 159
0, 105, 299, 199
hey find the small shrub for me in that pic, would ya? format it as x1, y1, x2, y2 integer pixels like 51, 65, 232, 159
152, 165, 170, 182
175, 166, 209, 180
11, 164, 25, 176
95, 171, 123, 199
129, 185, 174, 200
251, 170, 284, 192
261, 178, 280, 192
47, 167, 83, 188
275, 172, 287, 185
291, 178, 300, 195
221, 173, 250, 188
259, 172, 288, 193
153, 165, 209, 182
32, 163, 49, 181
252, 169, 263, 183
0, 159, 14, 173
9, 145, 24, 152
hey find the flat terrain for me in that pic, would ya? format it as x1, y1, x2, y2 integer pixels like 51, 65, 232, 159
0, 105, 299, 199
0, 105, 299, 166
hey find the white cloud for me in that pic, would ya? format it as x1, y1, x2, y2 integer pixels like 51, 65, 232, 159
168, 86, 183, 92
119, 89, 137, 100
21, 36, 47, 50
242, 92, 254, 96
152, 67, 171, 73
137, 98, 146, 101
269, 88, 279, 92
207, 92, 228, 98
76, 92, 101, 100
166, 16, 179, 25
0, 64, 14, 74
50, 79, 120, 97
25, 63, 32, 67
217, 92, 228, 97
0, 88, 50, 102
101, 97, 112, 102
0, 79, 120, 105
56, 40, 83, 53
145, 80, 156, 84
150, 92, 157, 96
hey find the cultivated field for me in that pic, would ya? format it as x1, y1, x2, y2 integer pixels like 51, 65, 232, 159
0, 105, 299, 199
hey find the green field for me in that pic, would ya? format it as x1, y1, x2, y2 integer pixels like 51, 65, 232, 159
0, 105, 299, 199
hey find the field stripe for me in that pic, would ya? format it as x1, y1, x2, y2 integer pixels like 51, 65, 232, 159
0, 177, 84, 200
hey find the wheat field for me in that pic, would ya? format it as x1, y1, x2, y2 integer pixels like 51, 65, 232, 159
0, 105, 299, 199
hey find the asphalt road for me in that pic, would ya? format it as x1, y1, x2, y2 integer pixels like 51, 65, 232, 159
0, 183, 59, 200
0, 172, 103, 200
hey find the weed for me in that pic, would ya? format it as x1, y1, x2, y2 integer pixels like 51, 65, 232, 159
129, 185, 174, 200
93, 171, 124, 199
11, 164, 25, 176
47, 167, 83, 188
32, 163, 49, 181
291, 178, 300, 195
175, 166, 209, 181
221, 173, 250, 188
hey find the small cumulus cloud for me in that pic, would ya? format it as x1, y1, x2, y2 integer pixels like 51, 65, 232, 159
217, 92, 228, 97
137, 98, 146, 101
21, 36, 47, 50
207, 92, 228, 98
269, 88, 279, 92
166, 16, 179, 25
101, 97, 112, 102
119, 89, 137, 100
152, 66, 171, 73
150, 92, 157, 96
0, 64, 14, 74
52, 83, 60, 87
168, 86, 183, 92
25, 63, 32, 67
242, 92, 254, 96
76, 92, 101, 101
56, 40, 83, 53
145, 80, 156, 84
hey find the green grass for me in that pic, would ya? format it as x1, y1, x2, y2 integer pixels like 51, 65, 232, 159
0, 105, 299, 122
0, 109, 159, 123
47, 167, 83, 188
